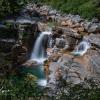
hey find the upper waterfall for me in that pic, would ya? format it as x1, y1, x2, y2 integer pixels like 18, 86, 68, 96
31, 31, 52, 63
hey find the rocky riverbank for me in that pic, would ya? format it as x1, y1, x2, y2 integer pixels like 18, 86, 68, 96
0, 3, 100, 89
30, 4, 100, 89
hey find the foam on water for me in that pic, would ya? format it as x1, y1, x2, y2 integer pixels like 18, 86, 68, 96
72, 40, 91, 56
30, 31, 52, 86
37, 79, 47, 87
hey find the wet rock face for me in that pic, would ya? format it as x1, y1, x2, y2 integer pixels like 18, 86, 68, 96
22, 22, 40, 52
0, 4, 44, 54
14, 7, 42, 52
22, 59, 39, 68
11, 43, 28, 65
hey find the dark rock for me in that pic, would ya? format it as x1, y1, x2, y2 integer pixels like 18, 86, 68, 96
0, 24, 18, 52
52, 28, 63, 38
0, 27, 18, 39
0, 39, 16, 52
11, 43, 28, 65
66, 36, 78, 50
0, 24, 6, 28
55, 38, 65, 48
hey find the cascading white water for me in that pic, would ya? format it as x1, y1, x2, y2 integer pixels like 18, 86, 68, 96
31, 31, 52, 63
72, 40, 91, 56
30, 31, 52, 86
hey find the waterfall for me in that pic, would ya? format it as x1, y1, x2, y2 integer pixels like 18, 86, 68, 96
30, 31, 52, 86
72, 40, 91, 56
31, 31, 52, 63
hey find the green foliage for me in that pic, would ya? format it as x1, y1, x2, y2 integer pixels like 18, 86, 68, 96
0, 0, 33, 19
0, 74, 45, 100
78, 1, 96, 19
41, 0, 100, 19
0, 75, 100, 100
0, 0, 10, 19
0, 0, 99, 19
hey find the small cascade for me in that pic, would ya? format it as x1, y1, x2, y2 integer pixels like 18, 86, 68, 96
31, 31, 52, 63
30, 31, 52, 86
72, 40, 91, 56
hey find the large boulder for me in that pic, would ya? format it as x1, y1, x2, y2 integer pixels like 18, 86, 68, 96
83, 22, 100, 33
55, 38, 65, 48
84, 34, 100, 48
87, 23, 100, 33
22, 59, 39, 67
48, 53, 88, 85
90, 55, 100, 79
52, 27, 64, 38
57, 27, 81, 39
53, 27, 81, 50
